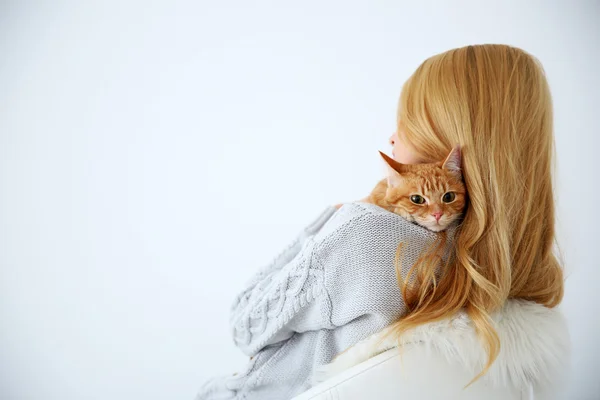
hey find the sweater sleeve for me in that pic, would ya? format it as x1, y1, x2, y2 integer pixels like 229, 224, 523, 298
229, 202, 446, 357
320, 204, 443, 329
229, 205, 338, 356
230, 205, 337, 308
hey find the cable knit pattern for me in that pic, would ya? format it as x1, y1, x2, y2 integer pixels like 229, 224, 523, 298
196, 202, 454, 400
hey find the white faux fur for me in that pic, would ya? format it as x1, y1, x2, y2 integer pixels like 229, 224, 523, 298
312, 299, 570, 391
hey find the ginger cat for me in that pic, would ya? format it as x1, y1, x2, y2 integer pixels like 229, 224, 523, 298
364, 146, 466, 232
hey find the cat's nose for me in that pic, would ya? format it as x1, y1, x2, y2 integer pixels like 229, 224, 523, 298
432, 212, 443, 221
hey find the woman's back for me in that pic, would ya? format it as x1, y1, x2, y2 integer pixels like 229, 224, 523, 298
296, 298, 569, 399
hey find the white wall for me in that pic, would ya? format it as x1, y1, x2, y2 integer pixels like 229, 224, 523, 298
1, 1, 598, 399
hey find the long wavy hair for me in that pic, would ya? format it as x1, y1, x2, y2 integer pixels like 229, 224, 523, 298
388, 44, 565, 384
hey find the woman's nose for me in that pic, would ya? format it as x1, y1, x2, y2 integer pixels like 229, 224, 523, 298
389, 134, 395, 145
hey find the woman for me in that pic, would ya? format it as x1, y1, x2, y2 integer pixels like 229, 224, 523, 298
196, 44, 569, 399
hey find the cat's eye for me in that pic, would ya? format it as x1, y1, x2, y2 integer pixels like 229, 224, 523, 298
442, 192, 456, 203
410, 195, 426, 205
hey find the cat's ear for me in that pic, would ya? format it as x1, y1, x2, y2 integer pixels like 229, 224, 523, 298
442, 145, 462, 177
379, 151, 405, 187
386, 167, 404, 187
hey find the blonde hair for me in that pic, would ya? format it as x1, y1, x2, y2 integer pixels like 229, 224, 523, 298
389, 44, 564, 384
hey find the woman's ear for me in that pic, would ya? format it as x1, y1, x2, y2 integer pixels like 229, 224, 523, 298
441, 145, 462, 176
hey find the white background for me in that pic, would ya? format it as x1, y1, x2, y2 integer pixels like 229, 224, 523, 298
1, 1, 598, 399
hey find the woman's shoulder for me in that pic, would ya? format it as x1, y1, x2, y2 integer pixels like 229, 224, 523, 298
313, 201, 439, 244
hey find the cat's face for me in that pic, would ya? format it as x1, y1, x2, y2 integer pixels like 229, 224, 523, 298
379, 147, 466, 232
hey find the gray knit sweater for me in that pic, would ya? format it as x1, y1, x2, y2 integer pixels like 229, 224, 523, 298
196, 202, 451, 400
